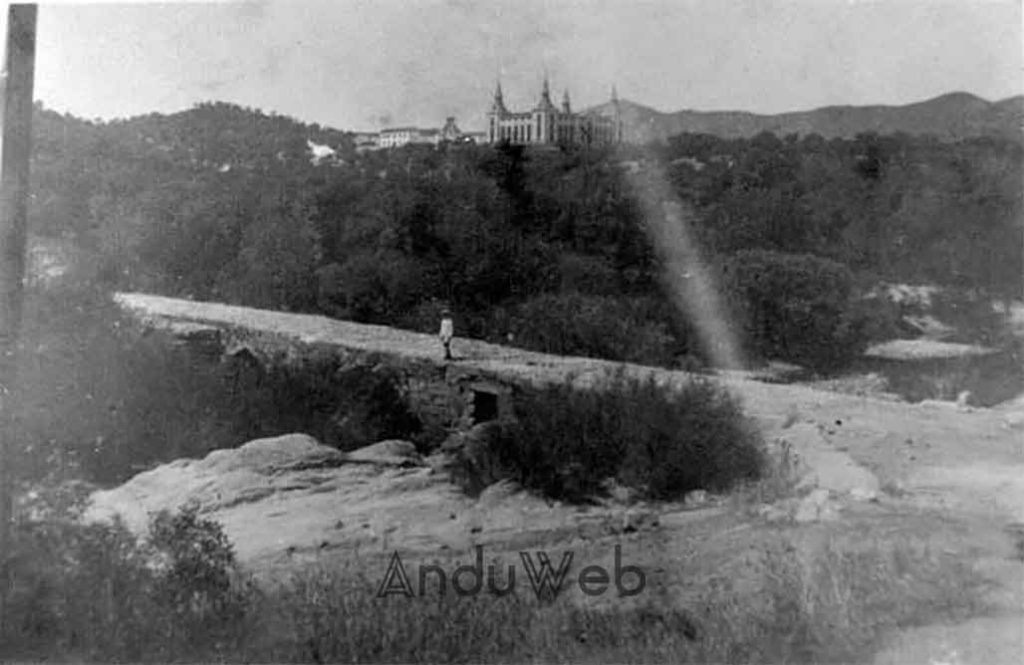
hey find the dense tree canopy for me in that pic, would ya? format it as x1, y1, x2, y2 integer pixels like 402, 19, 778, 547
27, 102, 1023, 371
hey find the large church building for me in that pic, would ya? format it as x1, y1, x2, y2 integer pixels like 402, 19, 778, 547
486, 76, 622, 148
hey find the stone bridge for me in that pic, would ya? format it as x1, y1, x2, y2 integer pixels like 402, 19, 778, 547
114, 292, 1014, 449
115, 292, 647, 433
116, 292, 764, 434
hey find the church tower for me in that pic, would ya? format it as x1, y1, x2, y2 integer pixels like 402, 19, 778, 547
488, 80, 508, 143
537, 74, 556, 111
611, 84, 623, 143
533, 74, 557, 144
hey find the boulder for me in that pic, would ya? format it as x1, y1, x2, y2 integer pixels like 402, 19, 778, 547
477, 479, 523, 508
202, 433, 342, 474
347, 439, 422, 467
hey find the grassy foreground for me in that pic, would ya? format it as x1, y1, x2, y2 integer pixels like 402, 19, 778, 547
0, 500, 992, 664
251, 529, 988, 664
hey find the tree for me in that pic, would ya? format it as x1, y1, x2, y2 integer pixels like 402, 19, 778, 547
722, 249, 877, 371
216, 192, 321, 312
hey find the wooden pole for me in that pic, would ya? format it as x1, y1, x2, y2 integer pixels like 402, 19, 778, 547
0, 4, 37, 583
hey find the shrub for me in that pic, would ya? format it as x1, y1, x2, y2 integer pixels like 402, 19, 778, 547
721, 249, 879, 372
148, 504, 238, 615
0, 489, 152, 658
14, 284, 239, 485
617, 379, 764, 500
0, 497, 259, 661
316, 251, 430, 323
227, 358, 424, 452
930, 287, 1011, 346
329, 364, 424, 450
556, 252, 622, 295
509, 293, 682, 367
145, 504, 260, 654
484, 372, 764, 502
442, 422, 507, 496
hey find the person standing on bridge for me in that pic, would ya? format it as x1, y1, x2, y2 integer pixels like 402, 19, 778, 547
439, 307, 454, 361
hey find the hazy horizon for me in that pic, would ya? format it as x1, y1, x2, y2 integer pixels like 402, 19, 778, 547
9, 0, 1022, 132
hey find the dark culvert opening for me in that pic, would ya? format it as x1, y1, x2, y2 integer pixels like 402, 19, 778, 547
472, 389, 499, 424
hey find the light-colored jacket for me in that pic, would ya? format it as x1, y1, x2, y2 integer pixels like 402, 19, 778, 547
439, 317, 454, 343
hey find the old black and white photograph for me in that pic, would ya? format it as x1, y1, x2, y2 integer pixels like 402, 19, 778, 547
0, 0, 1021, 662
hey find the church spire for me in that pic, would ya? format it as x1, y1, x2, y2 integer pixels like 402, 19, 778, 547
562, 88, 571, 113
491, 78, 507, 115
611, 84, 622, 143
535, 71, 556, 111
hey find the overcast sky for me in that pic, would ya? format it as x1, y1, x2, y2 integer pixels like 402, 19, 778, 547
11, 0, 1023, 131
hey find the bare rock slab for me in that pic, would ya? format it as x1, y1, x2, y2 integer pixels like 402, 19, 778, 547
781, 422, 881, 500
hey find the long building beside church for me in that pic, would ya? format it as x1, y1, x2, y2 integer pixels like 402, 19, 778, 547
486, 77, 622, 147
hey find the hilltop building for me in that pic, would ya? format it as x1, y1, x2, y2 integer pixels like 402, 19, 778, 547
486, 76, 622, 147
439, 117, 462, 142
358, 117, 486, 151
440, 117, 487, 145
378, 126, 440, 149
353, 132, 380, 153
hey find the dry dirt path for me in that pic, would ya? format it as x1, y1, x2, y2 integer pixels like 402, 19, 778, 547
760, 397, 1024, 665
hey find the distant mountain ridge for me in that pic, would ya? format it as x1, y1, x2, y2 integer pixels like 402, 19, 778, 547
588, 92, 1024, 143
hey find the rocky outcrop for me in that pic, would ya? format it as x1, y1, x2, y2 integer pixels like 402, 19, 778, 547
346, 439, 423, 467
84, 432, 670, 570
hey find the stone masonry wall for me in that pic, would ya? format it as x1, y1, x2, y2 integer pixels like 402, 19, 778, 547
130, 300, 514, 434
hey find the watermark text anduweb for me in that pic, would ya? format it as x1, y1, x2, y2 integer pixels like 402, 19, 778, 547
376, 545, 645, 600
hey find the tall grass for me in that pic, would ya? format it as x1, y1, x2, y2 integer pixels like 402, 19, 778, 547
247, 531, 988, 664
0, 501, 990, 663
